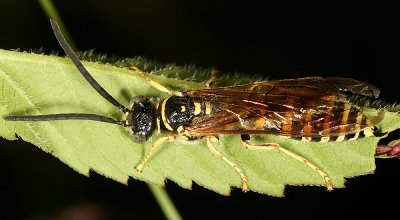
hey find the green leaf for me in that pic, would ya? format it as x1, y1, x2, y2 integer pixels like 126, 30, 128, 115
1, 49, 399, 196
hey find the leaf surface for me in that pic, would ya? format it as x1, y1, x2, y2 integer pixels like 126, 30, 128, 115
1, 49, 399, 196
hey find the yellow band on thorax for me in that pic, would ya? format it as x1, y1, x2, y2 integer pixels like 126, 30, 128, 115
161, 96, 174, 131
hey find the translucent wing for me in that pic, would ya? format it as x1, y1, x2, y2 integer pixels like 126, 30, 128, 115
184, 77, 383, 137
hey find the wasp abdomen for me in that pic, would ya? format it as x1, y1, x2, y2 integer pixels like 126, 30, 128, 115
288, 101, 383, 142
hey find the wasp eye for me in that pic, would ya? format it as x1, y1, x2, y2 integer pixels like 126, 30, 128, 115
128, 96, 156, 142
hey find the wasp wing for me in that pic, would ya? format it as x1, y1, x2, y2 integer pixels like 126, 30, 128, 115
184, 77, 382, 137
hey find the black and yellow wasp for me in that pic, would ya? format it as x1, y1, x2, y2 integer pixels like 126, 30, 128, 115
4, 20, 384, 192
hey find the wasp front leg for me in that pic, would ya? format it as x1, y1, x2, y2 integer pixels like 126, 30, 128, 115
241, 135, 334, 191
129, 66, 173, 94
135, 135, 175, 172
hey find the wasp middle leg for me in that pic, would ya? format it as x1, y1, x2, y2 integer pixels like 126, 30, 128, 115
206, 136, 249, 192
241, 134, 334, 191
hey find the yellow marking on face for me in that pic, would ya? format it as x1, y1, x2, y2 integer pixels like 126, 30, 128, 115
180, 105, 186, 112
205, 102, 212, 115
123, 112, 130, 125
194, 102, 201, 115
161, 96, 174, 131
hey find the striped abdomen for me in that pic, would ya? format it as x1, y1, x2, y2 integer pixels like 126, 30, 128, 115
280, 99, 383, 142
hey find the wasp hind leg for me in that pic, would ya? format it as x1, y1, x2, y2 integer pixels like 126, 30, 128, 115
206, 136, 249, 192
205, 69, 220, 87
129, 66, 173, 94
241, 135, 334, 191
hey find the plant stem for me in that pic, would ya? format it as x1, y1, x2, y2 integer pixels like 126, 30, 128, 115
38, 0, 77, 50
148, 184, 182, 220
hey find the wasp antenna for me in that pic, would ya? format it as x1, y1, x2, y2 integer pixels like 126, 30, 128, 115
4, 113, 126, 126
49, 19, 129, 113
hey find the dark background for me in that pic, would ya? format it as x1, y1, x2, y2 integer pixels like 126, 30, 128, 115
0, 1, 398, 219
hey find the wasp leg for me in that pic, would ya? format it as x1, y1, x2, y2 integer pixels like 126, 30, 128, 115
241, 135, 334, 191
129, 66, 172, 94
135, 135, 175, 172
205, 69, 220, 87
206, 136, 249, 192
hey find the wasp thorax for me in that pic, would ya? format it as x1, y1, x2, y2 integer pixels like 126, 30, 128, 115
128, 96, 157, 142
164, 96, 195, 130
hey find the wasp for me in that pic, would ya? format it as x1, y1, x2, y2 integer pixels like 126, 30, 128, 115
4, 20, 384, 192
